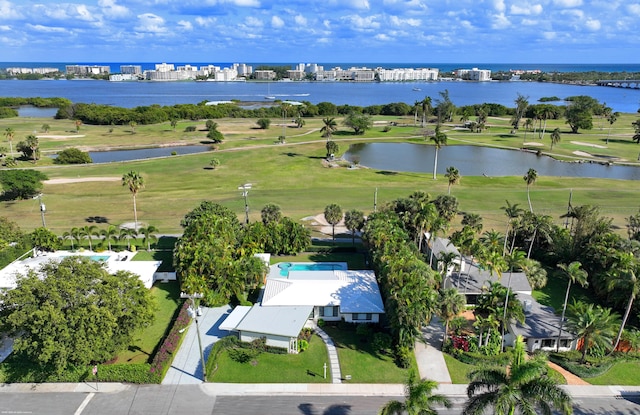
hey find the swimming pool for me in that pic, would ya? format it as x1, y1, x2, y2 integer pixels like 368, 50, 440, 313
89, 255, 111, 262
277, 262, 347, 276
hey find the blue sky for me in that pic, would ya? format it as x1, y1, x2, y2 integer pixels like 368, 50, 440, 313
0, 0, 638, 64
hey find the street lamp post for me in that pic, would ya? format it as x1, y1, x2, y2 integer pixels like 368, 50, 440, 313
33, 193, 46, 227
180, 292, 206, 382
238, 183, 252, 225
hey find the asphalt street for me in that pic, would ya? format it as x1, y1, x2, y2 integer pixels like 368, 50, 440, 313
2, 386, 640, 415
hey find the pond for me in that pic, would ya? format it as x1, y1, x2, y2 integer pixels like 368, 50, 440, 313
17, 106, 58, 118
88, 145, 212, 163
344, 143, 640, 180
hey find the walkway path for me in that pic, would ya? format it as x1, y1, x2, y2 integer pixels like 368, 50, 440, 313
548, 361, 590, 386
162, 305, 232, 385
312, 323, 343, 384
415, 317, 452, 383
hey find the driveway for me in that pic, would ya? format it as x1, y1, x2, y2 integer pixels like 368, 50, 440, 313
162, 305, 232, 384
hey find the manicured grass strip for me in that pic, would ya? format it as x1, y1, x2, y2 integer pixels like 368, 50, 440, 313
112, 281, 181, 364
323, 325, 410, 383
211, 334, 331, 383
587, 361, 640, 385
443, 353, 474, 384
131, 249, 175, 272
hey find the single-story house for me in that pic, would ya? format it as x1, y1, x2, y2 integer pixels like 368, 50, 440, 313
0, 250, 162, 291
507, 294, 576, 352
221, 262, 385, 353
423, 235, 466, 275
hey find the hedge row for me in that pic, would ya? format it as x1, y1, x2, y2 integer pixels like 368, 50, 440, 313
149, 300, 192, 381
549, 353, 616, 378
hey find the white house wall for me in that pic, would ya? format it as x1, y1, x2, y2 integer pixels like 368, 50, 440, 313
240, 331, 290, 351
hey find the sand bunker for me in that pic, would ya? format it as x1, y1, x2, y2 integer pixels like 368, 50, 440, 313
303, 214, 348, 236
572, 151, 593, 157
45, 177, 120, 185
523, 142, 544, 147
37, 135, 86, 139
571, 141, 606, 149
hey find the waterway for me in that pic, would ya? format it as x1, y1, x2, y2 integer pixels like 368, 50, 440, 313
344, 143, 640, 180
2, 78, 640, 113
87, 145, 212, 163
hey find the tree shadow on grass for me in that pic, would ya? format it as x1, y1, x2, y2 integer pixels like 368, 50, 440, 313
376, 170, 398, 175
282, 152, 302, 157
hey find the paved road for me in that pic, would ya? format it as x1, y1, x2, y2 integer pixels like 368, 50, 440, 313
2, 386, 640, 415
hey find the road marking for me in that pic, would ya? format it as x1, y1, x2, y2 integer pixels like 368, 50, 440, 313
74, 393, 95, 415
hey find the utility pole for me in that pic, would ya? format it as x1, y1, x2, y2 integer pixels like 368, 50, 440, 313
238, 183, 252, 225
34, 193, 46, 227
374, 187, 378, 213
180, 292, 206, 382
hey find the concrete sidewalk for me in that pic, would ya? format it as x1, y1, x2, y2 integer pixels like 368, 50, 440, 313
415, 317, 452, 383
162, 305, 232, 385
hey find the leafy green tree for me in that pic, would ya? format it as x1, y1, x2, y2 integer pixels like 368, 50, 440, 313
326, 140, 339, 159
343, 112, 373, 135
430, 126, 447, 180
170, 118, 178, 131
444, 166, 460, 195
18, 135, 39, 163
129, 120, 137, 133
256, 118, 270, 129
209, 158, 220, 169
122, 171, 145, 229
565, 96, 598, 133
54, 147, 92, 164
0, 169, 48, 200
523, 168, 537, 213
567, 300, 619, 363
521, 258, 547, 289
633, 119, 640, 144
205, 119, 216, 130
435, 89, 455, 124
344, 209, 365, 245
261, 203, 282, 225
464, 336, 572, 415
0, 256, 155, 374
380, 371, 452, 415
206, 123, 224, 143
606, 111, 619, 144
461, 213, 483, 234
556, 261, 588, 352
433, 194, 458, 223
324, 203, 343, 242
30, 227, 60, 252
437, 288, 466, 345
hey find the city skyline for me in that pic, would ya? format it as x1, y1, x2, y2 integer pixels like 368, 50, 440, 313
0, 1, 638, 64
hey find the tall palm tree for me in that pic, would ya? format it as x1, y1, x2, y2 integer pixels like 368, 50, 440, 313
122, 171, 145, 230
4, 127, 14, 156
320, 117, 337, 140
437, 287, 466, 345
523, 168, 537, 213
139, 224, 159, 251
550, 128, 561, 149
323, 203, 342, 242
567, 300, 619, 363
539, 106, 554, 140
608, 252, 640, 352
479, 229, 504, 255
430, 126, 447, 180
420, 96, 433, 127
606, 111, 619, 145
100, 225, 119, 251
501, 250, 527, 351
380, 371, 452, 415
464, 336, 572, 415
501, 200, 523, 256
444, 166, 460, 195
556, 261, 588, 352
438, 251, 459, 287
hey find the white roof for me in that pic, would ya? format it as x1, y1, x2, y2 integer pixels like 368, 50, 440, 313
235, 305, 313, 338
262, 265, 385, 314
220, 306, 252, 331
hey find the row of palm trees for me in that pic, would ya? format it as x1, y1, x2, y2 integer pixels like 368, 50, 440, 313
61, 224, 158, 251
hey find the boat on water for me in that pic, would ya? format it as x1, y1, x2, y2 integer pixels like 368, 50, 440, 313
264, 95, 276, 100
412, 87, 421, 91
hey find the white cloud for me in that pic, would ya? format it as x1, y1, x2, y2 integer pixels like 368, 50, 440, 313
98, 0, 129, 19
543, 31, 556, 39
345, 15, 380, 30
492, 13, 511, 29
294, 15, 307, 26
75, 5, 95, 22
627, 4, 640, 15
195, 16, 216, 27
226, 0, 261, 6
135, 13, 166, 33
561, 9, 584, 19
493, 0, 506, 13
271, 15, 284, 28
584, 18, 601, 31
244, 16, 263, 28
510, 4, 543, 15
177, 20, 192, 31
553, 0, 583, 7
389, 15, 421, 27
0, 0, 21, 20
374, 33, 391, 41
336, 0, 370, 10
27, 24, 69, 33
0, 25, 9, 30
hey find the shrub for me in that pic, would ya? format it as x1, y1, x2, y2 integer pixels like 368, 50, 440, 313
228, 348, 259, 363
395, 345, 412, 368
54, 148, 92, 164
382, 126, 391, 132
257, 118, 271, 129
356, 323, 373, 338
184, 126, 196, 132
148, 300, 191, 381
451, 335, 470, 352
298, 339, 309, 352
372, 332, 392, 352
317, 318, 325, 328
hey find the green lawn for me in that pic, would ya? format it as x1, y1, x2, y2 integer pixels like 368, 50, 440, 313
443, 353, 474, 384
322, 325, 411, 383
211, 334, 331, 383
132, 249, 175, 272
532, 270, 596, 312
587, 361, 640, 385
112, 280, 182, 364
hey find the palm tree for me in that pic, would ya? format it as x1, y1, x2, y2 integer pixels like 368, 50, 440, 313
464, 335, 572, 415
438, 251, 459, 287
26, 135, 39, 163
70, 227, 82, 249
320, 117, 337, 140
550, 128, 561, 149
556, 261, 588, 352
567, 300, 619, 363
420, 96, 433, 127
119, 227, 138, 250
344, 209, 365, 246
380, 371, 452, 415
100, 225, 119, 251
437, 288, 466, 345
479, 229, 504, 255
608, 252, 640, 352
80, 225, 99, 251
139, 224, 158, 250
122, 171, 145, 230
61, 230, 74, 250
501, 200, 523, 256
606, 111, 619, 145
4, 127, 14, 155
323, 203, 342, 242
430, 126, 447, 180
501, 250, 527, 351
539, 106, 554, 140
444, 166, 460, 195
523, 168, 537, 213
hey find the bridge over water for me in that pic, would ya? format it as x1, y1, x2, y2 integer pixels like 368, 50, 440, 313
596, 79, 640, 89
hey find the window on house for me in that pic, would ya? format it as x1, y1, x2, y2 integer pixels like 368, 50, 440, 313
353, 313, 372, 321
319, 307, 324, 317
332, 306, 339, 317
541, 339, 554, 348
560, 339, 571, 348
